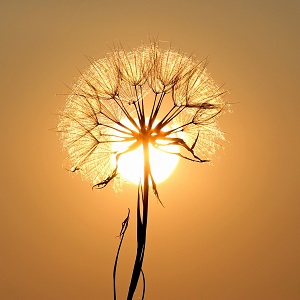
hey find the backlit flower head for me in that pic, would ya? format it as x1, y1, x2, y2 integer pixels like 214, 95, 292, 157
58, 40, 228, 191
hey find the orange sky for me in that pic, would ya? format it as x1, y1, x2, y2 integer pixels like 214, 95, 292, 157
1, 1, 300, 299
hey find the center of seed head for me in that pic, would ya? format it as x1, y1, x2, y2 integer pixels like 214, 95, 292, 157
137, 127, 158, 145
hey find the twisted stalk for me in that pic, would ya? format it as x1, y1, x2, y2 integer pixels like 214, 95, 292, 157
113, 208, 130, 300
127, 139, 150, 300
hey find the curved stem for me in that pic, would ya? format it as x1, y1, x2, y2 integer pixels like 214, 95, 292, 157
113, 209, 130, 300
127, 141, 150, 300
141, 269, 146, 300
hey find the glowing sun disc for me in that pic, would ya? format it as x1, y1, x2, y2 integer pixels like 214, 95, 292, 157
112, 121, 179, 185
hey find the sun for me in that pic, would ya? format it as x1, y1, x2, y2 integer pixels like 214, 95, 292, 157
116, 142, 179, 185
111, 119, 179, 185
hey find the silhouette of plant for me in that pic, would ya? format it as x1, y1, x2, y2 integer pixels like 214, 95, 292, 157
58, 39, 228, 300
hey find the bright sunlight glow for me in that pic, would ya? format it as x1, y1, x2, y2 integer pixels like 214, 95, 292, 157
111, 119, 179, 185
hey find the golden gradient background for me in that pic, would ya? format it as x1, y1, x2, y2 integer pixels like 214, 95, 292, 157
1, 1, 299, 299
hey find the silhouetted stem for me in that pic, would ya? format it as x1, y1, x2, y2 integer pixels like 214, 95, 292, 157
127, 141, 150, 300
141, 269, 146, 300
113, 209, 130, 300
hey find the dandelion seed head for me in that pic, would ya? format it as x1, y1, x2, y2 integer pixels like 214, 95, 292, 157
58, 40, 229, 188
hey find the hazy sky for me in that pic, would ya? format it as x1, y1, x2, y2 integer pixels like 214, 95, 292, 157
1, 1, 300, 299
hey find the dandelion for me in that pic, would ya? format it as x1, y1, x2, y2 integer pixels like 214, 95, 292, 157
58, 40, 228, 300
